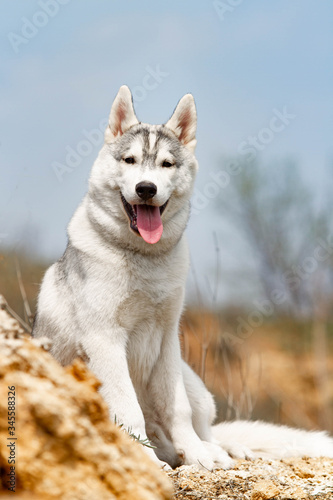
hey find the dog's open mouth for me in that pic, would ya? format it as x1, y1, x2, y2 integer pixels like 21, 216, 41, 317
121, 193, 168, 244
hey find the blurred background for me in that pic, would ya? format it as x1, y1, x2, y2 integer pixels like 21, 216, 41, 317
1, 1, 332, 431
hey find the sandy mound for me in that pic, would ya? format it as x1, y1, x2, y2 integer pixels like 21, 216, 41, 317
0, 303, 173, 500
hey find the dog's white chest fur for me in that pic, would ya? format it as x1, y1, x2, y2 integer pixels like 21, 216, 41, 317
116, 253, 186, 385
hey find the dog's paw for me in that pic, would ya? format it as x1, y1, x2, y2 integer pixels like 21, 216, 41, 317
201, 441, 234, 469
220, 442, 255, 460
182, 441, 234, 470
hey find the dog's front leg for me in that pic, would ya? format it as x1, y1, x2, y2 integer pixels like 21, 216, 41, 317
149, 333, 233, 470
80, 331, 167, 467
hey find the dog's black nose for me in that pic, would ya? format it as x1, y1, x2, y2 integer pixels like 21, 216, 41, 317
135, 182, 157, 201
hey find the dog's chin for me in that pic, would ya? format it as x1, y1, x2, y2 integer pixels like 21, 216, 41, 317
120, 192, 169, 239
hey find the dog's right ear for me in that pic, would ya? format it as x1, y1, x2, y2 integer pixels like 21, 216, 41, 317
105, 86, 139, 143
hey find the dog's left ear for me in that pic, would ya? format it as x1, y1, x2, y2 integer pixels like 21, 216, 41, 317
165, 94, 197, 152
105, 85, 139, 143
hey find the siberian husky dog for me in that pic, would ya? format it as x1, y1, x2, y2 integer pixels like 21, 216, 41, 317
33, 86, 333, 469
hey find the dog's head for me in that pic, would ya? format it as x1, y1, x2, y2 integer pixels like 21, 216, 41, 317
88, 86, 198, 252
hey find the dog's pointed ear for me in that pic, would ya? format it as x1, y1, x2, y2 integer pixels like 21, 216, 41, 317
165, 94, 197, 152
105, 85, 139, 143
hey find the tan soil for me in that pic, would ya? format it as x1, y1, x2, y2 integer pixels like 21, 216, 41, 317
167, 457, 333, 499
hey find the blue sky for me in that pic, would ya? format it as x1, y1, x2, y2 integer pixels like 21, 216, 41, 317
1, 1, 332, 303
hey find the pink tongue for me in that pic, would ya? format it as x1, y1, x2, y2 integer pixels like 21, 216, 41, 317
136, 205, 163, 244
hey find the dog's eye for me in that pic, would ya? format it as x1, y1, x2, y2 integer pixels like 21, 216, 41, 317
162, 160, 173, 168
123, 157, 135, 164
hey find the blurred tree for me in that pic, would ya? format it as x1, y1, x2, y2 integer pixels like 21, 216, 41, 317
216, 157, 333, 428
216, 158, 333, 318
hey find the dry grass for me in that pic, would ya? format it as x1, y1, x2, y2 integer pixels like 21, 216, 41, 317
181, 309, 333, 433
